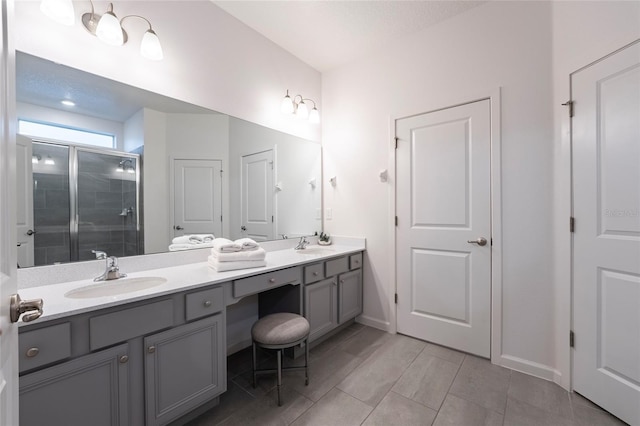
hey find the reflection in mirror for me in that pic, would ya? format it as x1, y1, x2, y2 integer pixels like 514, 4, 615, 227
16, 52, 322, 267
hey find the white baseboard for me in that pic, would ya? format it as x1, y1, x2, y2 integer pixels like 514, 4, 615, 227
498, 354, 562, 383
356, 315, 392, 332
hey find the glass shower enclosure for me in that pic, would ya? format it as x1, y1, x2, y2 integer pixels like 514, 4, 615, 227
32, 141, 141, 266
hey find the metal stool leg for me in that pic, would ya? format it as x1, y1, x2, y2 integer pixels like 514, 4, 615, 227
277, 349, 283, 406
305, 338, 309, 386
252, 341, 257, 388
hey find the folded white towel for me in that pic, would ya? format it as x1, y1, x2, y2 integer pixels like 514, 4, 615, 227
171, 236, 191, 244
207, 258, 266, 272
190, 234, 215, 243
235, 238, 260, 251
208, 247, 266, 263
169, 242, 214, 251
211, 238, 243, 253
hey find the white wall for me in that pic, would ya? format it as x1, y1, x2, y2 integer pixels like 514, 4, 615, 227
550, 1, 640, 389
14, 0, 321, 142
165, 113, 230, 239
17, 102, 125, 148
322, 1, 557, 379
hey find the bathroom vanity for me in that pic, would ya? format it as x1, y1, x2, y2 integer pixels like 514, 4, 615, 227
16, 241, 364, 426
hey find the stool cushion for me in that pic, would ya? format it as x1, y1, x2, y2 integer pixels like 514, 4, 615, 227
252, 313, 310, 346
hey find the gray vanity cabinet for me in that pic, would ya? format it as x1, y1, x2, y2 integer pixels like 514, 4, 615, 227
144, 313, 225, 426
338, 269, 362, 323
305, 277, 338, 342
19, 343, 130, 426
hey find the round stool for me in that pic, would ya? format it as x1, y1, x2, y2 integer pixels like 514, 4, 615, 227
251, 312, 310, 406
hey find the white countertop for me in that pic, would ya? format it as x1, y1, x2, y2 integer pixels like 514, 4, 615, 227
19, 244, 364, 326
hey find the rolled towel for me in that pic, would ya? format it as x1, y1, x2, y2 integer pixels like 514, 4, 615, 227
211, 238, 242, 253
169, 242, 214, 251
190, 234, 215, 244
208, 247, 266, 263
171, 236, 191, 244
235, 238, 260, 251
207, 257, 266, 272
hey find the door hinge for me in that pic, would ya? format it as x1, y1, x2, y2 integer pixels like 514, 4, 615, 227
570, 330, 575, 348
570, 217, 575, 233
272, 216, 274, 223
221, 215, 223, 222
395, 216, 398, 226
562, 100, 574, 117
220, 170, 223, 176
394, 293, 398, 304
395, 137, 399, 149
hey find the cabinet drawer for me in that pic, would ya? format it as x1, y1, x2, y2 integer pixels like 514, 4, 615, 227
90, 299, 174, 351
325, 256, 349, 277
304, 263, 325, 284
19, 323, 71, 373
233, 267, 301, 298
349, 253, 363, 270
186, 286, 224, 321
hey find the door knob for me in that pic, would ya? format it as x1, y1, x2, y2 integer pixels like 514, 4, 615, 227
467, 237, 488, 246
26, 229, 36, 236
10, 294, 44, 323
174, 225, 184, 230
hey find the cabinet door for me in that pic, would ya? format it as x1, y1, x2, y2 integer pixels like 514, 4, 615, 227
305, 278, 338, 342
145, 313, 226, 426
20, 343, 129, 426
339, 270, 362, 323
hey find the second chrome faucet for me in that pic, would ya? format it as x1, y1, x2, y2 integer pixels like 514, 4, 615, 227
92, 250, 127, 281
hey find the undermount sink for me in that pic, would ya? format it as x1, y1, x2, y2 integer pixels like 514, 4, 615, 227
64, 277, 168, 299
295, 246, 335, 255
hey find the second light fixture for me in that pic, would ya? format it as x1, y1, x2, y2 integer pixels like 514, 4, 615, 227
281, 90, 320, 123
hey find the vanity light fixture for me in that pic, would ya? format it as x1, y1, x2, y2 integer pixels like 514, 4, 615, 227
40, 0, 164, 61
281, 90, 320, 123
44, 155, 56, 165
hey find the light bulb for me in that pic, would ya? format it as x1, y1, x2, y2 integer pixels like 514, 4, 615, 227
116, 166, 124, 172
281, 92, 294, 114
141, 29, 163, 61
32, 155, 40, 164
96, 10, 124, 46
40, 0, 75, 26
309, 107, 320, 123
296, 100, 309, 120
44, 155, 55, 165
126, 167, 135, 174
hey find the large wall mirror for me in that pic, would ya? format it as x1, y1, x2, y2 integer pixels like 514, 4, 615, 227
16, 52, 322, 268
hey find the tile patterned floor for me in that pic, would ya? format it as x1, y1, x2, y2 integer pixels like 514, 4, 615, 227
186, 324, 628, 426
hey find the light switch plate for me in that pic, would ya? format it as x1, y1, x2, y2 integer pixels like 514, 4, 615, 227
326, 208, 332, 220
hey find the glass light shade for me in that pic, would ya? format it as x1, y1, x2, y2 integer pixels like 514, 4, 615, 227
96, 12, 124, 46
44, 156, 55, 165
126, 167, 135, 174
296, 101, 309, 120
141, 30, 163, 61
40, 0, 75, 26
32, 156, 40, 164
309, 107, 320, 123
281, 94, 294, 114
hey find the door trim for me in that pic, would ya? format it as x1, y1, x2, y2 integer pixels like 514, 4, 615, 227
389, 88, 505, 365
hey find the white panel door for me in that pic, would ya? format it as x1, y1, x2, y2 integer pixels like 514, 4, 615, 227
241, 150, 274, 242
0, 2, 19, 421
572, 41, 640, 425
173, 159, 222, 238
396, 99, 491, 357
16, 135, 34, 267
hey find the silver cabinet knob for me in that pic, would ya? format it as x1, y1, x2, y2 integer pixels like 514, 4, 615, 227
313, 272, 318, 276
203, 300, 212, 307
119, 355, 129, 363
467, 237, 488, 246
148, 346, 156, 354
269, 278, 276, 284
26, 347, 39, 358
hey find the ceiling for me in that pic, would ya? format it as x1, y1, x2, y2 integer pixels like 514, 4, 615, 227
16, 53, 215, 123
213, 1, 485, 72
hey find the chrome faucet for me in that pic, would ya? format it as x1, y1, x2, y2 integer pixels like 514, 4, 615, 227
92, 250, 127, 281
294, 236, 310, 250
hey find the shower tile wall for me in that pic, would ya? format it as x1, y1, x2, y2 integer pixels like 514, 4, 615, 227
33, 172, 70, 265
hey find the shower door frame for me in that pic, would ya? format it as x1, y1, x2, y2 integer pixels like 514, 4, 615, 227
32, 138, 142, 263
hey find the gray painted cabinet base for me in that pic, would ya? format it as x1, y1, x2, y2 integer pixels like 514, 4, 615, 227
145, 313, 226, 426
338, 270, 362, 323
305, 278, 338, 342
19, 343, 130, 426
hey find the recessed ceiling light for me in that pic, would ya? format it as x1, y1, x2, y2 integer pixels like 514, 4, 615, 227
61, 100, 75, 107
